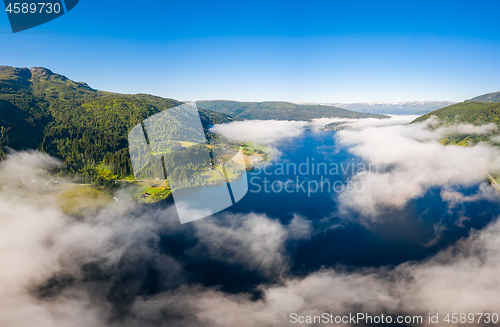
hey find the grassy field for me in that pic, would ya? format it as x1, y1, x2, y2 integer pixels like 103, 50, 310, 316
128, 181, 171, 203
50, 184, 113, 215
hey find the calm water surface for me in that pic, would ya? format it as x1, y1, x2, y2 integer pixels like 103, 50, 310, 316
162, 130, 500, 273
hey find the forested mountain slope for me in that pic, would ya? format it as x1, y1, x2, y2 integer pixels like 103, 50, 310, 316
412, 100, 500, 145
0, 66, 233, 179
466, 91, 500, 103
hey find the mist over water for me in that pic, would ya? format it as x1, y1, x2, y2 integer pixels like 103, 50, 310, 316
219, 130, 500, 269
156, 128, 500, 275
3, 123, 500, 327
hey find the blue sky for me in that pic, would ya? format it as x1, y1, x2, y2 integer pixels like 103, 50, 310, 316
1, 0, 500, 102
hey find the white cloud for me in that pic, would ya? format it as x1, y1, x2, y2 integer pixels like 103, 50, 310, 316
490, 134, 500, 143
0, 151, 304, 326
126, 216, 500, 327
3, 130, 500, 327
310, 115, 419, 130
209, 120, 309, 146
334, 118, 500, 221
208, 117, 418, 147
190, 213, 290, 277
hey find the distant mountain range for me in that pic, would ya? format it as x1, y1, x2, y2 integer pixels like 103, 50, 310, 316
295, 101, 457, 116
196, 100, 387, 120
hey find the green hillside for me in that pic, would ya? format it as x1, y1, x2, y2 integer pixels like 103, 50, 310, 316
413, 101, 500, 126
412, 101, 500, 145
466, 91, 500, 103
0, 66, 234, 181
196, 100, 388, 120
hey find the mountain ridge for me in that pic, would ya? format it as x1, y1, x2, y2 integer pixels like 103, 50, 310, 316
466, 91, 500, 103
414, 90, 500, 126
196, 100, 387, 120
0, 65, 399, 181
411, 97, 500, 146
0, 65, 231, 180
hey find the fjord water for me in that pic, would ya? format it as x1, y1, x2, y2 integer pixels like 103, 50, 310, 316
162, 130, 500, 275
196, 130, 500, 270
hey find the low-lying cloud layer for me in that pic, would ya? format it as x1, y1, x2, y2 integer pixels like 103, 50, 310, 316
0, 152, 311, 326
334, 117, 500, 222
209, 120, 310, 146
209, 116, 423, 147
150, 216, 500, 326
2, 113, 500, 326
